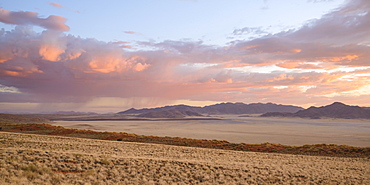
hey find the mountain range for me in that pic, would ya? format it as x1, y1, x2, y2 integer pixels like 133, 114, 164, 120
136, 110, 203, 118
261, 102, 370, 119
118, 102, 304, 115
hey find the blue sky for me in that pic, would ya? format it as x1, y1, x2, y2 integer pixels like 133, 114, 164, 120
1, 0, 347, 46
1, 0, 370, 113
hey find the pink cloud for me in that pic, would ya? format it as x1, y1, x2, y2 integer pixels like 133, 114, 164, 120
124, 31, 137, 34
49, 2, 63, 8
39, 44, 65, 61
112, 41, 132, 49
0, 8, 69, 31
1, 0, 370, 111
112, 41, 130, 45
49, 2, 80, 14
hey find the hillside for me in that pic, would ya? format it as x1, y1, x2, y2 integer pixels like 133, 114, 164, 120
118, 102, 303, 115
202, 102, 303, 114
261, 102, 370, 119
136, 110, 203, 118
0, 113, 50, 124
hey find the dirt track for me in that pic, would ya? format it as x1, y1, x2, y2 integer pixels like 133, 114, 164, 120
0, 132, 369, 184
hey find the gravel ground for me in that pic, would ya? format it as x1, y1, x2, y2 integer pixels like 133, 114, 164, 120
0, 131, 369, 184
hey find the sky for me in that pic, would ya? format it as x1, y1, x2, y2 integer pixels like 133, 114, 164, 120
0, 0, 369, 113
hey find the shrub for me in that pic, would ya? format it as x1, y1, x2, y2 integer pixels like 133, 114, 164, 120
50, 176, 62, 184
21, 164, 38, 173
101, 158, 111, 165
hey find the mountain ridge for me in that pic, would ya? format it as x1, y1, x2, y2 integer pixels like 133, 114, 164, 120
117, 102, 304, 115
136, 110, 203, 118
261, 102, 370, 119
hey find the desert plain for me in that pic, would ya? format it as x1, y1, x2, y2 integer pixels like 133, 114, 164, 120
52, 115, 370, 146
1, 131, 369, 184
1, 113, 370, 184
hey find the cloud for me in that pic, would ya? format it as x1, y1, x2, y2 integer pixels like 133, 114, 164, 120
124, 31, 137, 34
0, 8, 69, 31
0, 26, 150, 102
233, 27, 268, 36
49, 2, 63, 8
0, 84, 21, 93
49, 2, 80, 14
1, 0, 370, 112
112, 41, 132, 49
283, 0, 370, 45
231, 0, 370, 68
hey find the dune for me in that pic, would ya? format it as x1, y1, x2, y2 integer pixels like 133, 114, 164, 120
0, 131, 369, 184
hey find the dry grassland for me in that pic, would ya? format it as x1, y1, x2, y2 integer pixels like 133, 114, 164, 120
0, 131, 369, 184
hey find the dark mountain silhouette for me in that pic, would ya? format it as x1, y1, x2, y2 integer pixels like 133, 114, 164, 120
201, 102, 303, 114
136, 110, 203, 118
48, 111, 98, 115
117, 102, 303, 115
118, 105, 202, 115
261, 102, 370, 119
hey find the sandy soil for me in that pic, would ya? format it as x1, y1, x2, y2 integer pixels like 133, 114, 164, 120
0, 131, 369, 184
53, 116, 370, 146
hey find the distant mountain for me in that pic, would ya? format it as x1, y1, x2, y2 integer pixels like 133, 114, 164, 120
45, 111, 98, 115
118, 105, 202, 115
201, 102, 303, 114
137, 110, 203, 118
118, 102, 303, 115
261, 102, 370, 119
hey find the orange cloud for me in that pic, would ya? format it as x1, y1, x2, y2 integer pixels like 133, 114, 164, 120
64, 51, 83, 60
268, 74, 294, 82
0, 68, 43, 77
242, 45, 259, 50
222, 62, 249, 68
134, 63, 150, 71
2, 70, 23, 77
0, 57, 11, 63
320, 55, 359, 62
276, 62, 300, 69
88, 60, 115, 73
209, 78, 233, 84
87, 55, 123, 73
87, 55, 149, 73
120, 45, 132, 49
39, 45, 65, 61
